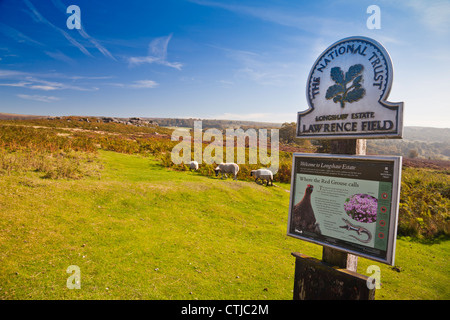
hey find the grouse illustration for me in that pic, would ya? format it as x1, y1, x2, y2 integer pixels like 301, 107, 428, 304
291, 184, 321, 234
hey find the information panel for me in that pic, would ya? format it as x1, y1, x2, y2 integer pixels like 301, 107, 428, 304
287, 153, 401, 265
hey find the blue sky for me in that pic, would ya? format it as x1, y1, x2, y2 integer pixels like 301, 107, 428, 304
0, 0, 449, 127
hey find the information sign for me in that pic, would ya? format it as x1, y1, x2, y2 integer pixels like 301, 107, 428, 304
287, 153, 402, 265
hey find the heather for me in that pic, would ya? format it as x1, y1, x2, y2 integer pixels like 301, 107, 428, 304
0, 118, 449, 299
1, 117, 448, 241
398, 167, 449, 239
344, 194, 378, 223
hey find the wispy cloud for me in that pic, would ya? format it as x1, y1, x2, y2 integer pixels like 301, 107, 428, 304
190, 0, 345, 33
0, 69, 28, 77
77, 27, 116, 61
406, 0, 450, 34
0, 68, 111, 81
23, 0, 92, 57
127, 34, 183, 70
17, 94, 60, 102
0, 22, 44, 46
0, 69, 99, 91
44, 50, 76, 64
110, 80, 159, 89
50, 0, 116, 60
25, 78, 66, 91
3, 0, 115, 63
67, 75, 114, 81
215, 46, 300, 86
32, 78, 99, 91
0, 81, 31, 88
129, 80, 159, 88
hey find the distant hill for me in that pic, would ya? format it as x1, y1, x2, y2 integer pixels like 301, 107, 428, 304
0, 113, 282, 130
149, 119, 449, 160
1, 112, 448, 160
0, 112, 48, 120
367, 127, 450, 160
403, 126, 450, 144
145, 117, 283, 130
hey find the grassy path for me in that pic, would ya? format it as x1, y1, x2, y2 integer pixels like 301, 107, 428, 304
0, 151, 448, 299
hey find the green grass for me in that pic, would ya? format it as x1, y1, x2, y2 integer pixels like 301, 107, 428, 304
0, 151, 448, 299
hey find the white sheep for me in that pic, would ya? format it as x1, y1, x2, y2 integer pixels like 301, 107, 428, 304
189, 160, 199, 171
214, 163, 239, 180
250, 169, 273, 186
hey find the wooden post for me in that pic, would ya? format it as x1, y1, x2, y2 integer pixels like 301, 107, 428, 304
322, 246, 358, 272
330, 139, 366, 156
292, 252, 375, 300
292, 138, 376, 300
322, 139, 366, 272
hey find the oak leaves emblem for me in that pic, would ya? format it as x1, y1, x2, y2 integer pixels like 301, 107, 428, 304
326, 64, 365, 108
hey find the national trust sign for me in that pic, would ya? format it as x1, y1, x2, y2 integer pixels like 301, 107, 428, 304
297, 36, 404, 139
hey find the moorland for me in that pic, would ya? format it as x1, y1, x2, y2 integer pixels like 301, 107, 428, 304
0, 115, 448, 299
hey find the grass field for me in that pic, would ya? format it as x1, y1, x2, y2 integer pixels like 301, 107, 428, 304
0, 150, 448, 300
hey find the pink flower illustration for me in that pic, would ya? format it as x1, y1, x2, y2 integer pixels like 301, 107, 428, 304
344, 194, 378, 223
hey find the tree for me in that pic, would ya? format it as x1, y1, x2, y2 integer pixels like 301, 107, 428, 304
408, 149, 419, 158
279, 122, 297, 144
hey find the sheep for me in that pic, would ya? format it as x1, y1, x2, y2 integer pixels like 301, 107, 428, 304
189, 160, 199, 171
214, 163, 239, 180
250, 169, 273, 186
